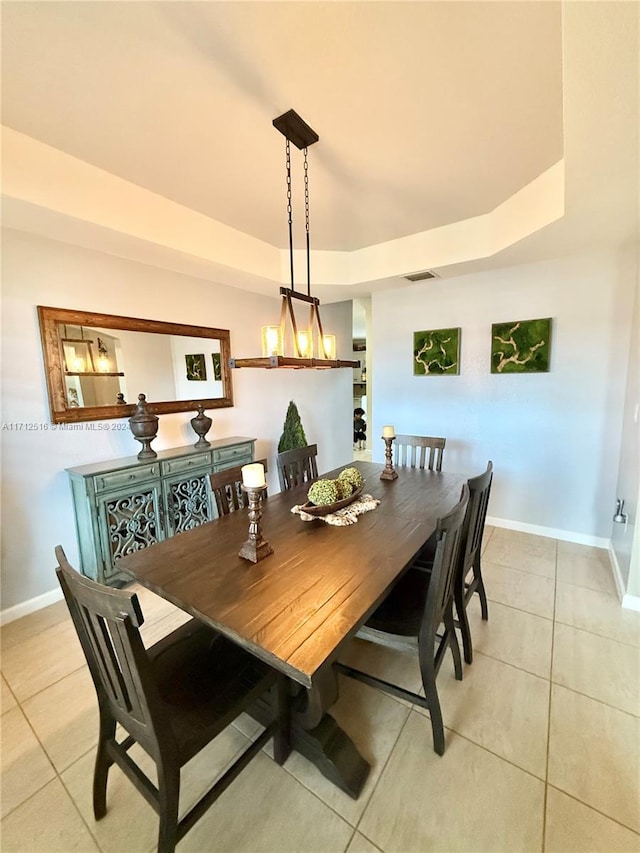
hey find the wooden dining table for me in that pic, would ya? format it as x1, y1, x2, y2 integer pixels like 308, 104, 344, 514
118, 460, 466, 798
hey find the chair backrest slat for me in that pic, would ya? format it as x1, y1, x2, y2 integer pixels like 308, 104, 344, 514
277, 444, 318, 491
55, 546, 170, 752
418, 483, 469, 652
459, 461, 493, 580
209, 459, 268, 517
395, 435, 446, 472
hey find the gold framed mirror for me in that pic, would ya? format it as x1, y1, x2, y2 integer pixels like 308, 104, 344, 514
38, 306, 234, 423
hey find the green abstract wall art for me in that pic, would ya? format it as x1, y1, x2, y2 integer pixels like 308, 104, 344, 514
413, 328, 460, 375
491, 317, 551, 374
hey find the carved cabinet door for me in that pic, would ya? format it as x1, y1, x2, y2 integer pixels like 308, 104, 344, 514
96, 484, 165, 579
162, 469, 214, 536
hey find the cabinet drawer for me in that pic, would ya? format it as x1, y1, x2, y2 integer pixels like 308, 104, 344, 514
94, 463, 159, 493
213, 444, 252, 466
161, 453, 212, 476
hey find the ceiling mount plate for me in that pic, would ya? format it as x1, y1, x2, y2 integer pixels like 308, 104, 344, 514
273, 109, 319, 149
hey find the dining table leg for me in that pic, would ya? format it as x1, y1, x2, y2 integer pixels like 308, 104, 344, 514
248, 661, 370, 799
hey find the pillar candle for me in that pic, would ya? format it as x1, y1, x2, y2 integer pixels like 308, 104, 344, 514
382, 425, 395, 438
241, 463, 266, 489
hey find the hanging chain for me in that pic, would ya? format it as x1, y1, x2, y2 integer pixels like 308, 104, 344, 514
304, 146, 311, 296
286, 138, 294, 289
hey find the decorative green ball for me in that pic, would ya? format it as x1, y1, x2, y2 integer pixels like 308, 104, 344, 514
334, 479, 353, 500
307, 479, 340, 506
338, 467, 364, 492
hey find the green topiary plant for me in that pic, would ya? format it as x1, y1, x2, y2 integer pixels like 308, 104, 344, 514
278, 401, 308, 452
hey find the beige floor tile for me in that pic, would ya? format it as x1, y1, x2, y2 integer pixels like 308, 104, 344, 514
545, 786, 640, 852
0, 599, 70, 651
555, 582, 640, 647
1, 618, 86, 702
491, 527, 557, 551
0, 777, 100, 852
180, 750, 354, 852
62, 725, 252, 853
22, 665, 98, 772
484, 528, 557, 578
231, 710, 264, 739
282, 675, 410, 824
482, 561, 555, 619
139, 606, 192, 647
359, 710, 545, 852
558, 540, 611, 559
557, 542, 617, 595
481, 525, 495, 553
466, 595, 553, 678
339, 637, 423, 696
1, 706, 56, 818
418, 653, 550, 778
346, 832, 383, 853
1, 674, 17, 713
548, 684, 640, 832
552, 622, 640, 716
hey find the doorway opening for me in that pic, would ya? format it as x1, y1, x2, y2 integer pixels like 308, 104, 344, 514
352, 298, 372, 462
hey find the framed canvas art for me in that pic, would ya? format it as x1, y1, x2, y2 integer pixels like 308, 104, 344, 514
491, 317, 551, 373
211, 352, 222, 381
185, 353, 207, 381
413, 328, 460, 375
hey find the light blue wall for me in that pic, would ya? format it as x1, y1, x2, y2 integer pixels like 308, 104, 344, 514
371, 249, 637, 542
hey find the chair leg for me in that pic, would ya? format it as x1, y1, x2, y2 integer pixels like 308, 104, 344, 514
93, 713, 116, 820
445, 607, 463, 681
272, 675, 291, 766
475, 557, 489, 621
455, 584, 474, 665
419, 655, 445, 756
157, 764, 180, 853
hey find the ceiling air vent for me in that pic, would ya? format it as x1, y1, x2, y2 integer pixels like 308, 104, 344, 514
404, 270, 438, 282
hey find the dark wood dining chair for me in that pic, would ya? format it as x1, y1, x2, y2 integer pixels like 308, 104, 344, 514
337, 485, 469, 756
54, 546, 290, 853
395, 434, 446, 471
276, 443, 318, 491
392, 461, 493, 664
454, 461, 493, 664
209, 458, 268, 516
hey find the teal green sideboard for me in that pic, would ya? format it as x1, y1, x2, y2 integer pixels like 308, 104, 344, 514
66, 437, 256, 585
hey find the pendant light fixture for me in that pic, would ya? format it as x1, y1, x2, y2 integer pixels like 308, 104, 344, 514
230, 110, 359, 370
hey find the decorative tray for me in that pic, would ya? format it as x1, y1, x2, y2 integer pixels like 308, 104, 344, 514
299, 483, 364, 517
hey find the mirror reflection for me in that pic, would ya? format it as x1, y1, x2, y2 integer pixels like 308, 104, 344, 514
58, 324, 223, 409
38, 307, 233, 424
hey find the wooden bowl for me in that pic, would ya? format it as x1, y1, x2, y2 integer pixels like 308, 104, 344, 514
299, 483, 364, 517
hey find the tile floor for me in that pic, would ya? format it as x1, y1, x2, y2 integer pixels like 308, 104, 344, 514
2, 528, 640, 852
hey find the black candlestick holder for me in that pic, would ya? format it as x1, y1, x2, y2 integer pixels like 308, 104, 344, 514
380, 436, 398, 480
238, 485, 273, 563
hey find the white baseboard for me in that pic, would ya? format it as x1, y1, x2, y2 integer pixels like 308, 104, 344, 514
0, 586, 64, 626
486, 516, 610, 549
609, 543, 627, 602
607, 544, 640, 610
622, 593, 640, 612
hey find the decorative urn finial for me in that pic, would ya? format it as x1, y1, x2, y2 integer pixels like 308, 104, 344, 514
128, 393, 159, 459
190, 405, 212, 448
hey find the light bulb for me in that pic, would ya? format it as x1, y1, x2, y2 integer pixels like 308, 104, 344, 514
261, 325, 283, 357
320, 334, 336, 359
296, 330, 313, 358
